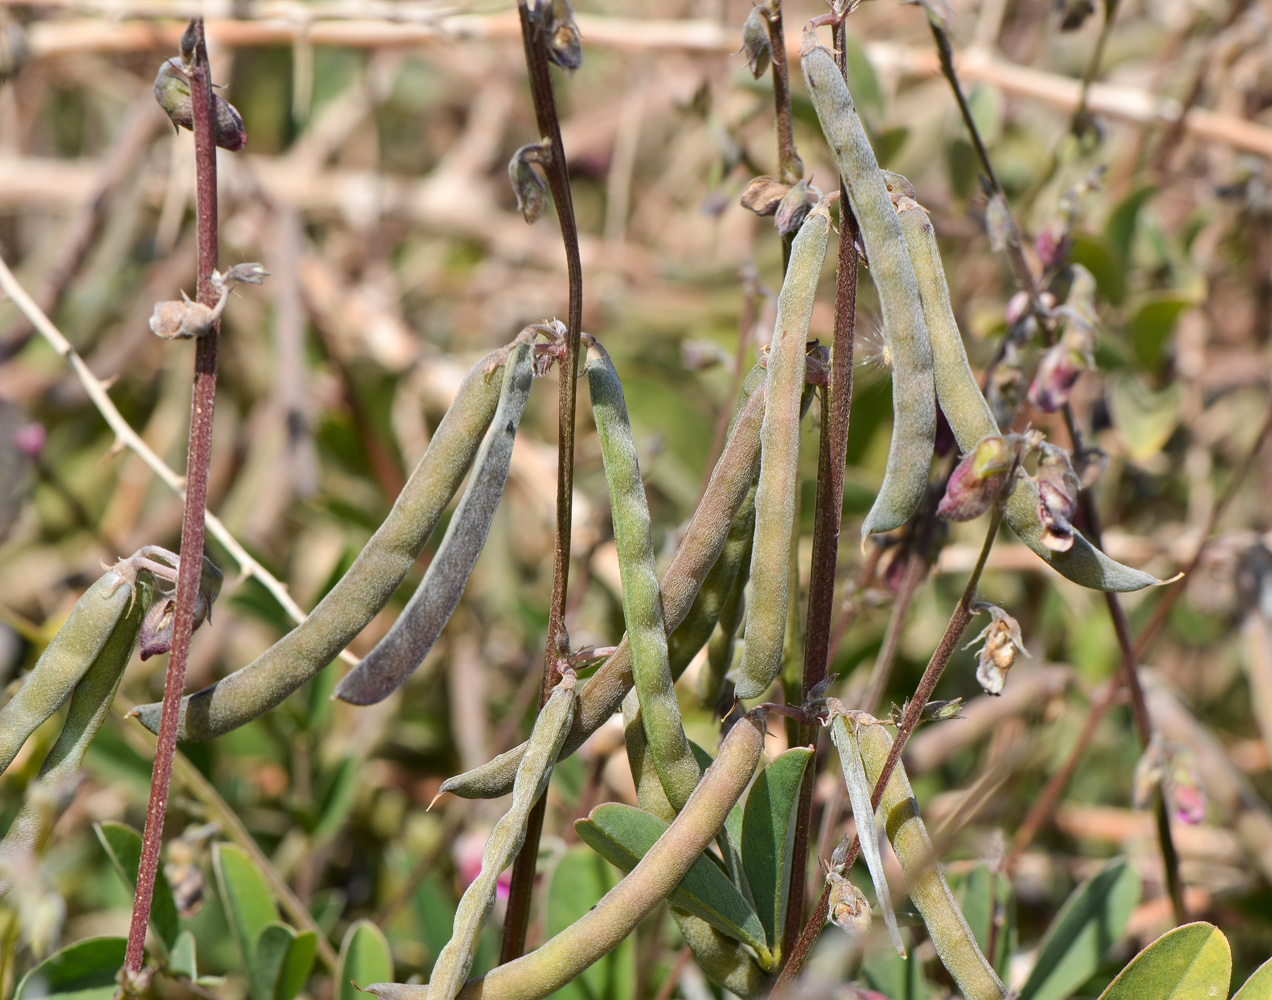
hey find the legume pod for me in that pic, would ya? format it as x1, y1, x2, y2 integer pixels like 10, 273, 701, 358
887, 174, 1160, 592
334, 338, 534, 705
131, 344, 514, 740
801, 32, 937, 542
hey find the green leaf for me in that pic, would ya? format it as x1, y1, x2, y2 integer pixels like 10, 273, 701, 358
337, 920, 394, 1000
575, 803, 770, 963
252, 924, 294, 1000
1128, 293, 1193, 374
312, 755, 359, 843
741, 747, 813, 954
14, 937, 126, 1000
1108, 373, 1182, 461
276, 929, 317, 1000
214, 842, 281, 992
1018, 858, 1140, 1000
955, 864, 1013, 977
546, 847, 635, 1000
1233, 955, 1272, 1000
861, 932, 935, 1000
168, 930, 197, 980
1097, 921, 1230, 1000
1106, 184, 1156, 266
93, 821, 181, 952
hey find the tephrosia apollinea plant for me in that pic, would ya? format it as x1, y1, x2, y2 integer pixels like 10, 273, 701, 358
5, 0, 1271, 997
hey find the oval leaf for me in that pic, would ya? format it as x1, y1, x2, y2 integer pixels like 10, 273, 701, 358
14, 936, 125, 1000
213, 842, 280, 981
1097, 921, 1230, 1000
1018, 858, 1140, 1000
1233, 955, 1272, 1000
93, 821, 181, 952
741, 747, 813, 953
338, 920, 394, 1000
575, 802, 770, 962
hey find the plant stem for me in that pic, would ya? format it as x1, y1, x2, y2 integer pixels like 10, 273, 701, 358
775, 507, 1002, 993
765, 0, 801, 186
502, 0, 584, 963
124, 17, 219, 980
782, 189, 860, 959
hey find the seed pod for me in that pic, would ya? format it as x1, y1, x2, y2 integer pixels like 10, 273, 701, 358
0, 561, 148, 777
131, 346, 514, 740
366, 710, 767, 1000
827, 709, 905, 955
888, 174, 1162, 593
587, 336, 700, 810
439, 376, 768, 800
802, 37, 936, 540
427, 671, 577, 1000
734, 205, 830, 701
0, 580, 150, 894
334, 339, 534, 706
855, 723, 1008, 1000
152, 57, 247, 152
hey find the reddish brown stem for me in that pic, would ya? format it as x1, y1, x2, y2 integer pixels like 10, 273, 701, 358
502, 0, 584, 964
765, 1, 801, 186
124, 17, 220, 981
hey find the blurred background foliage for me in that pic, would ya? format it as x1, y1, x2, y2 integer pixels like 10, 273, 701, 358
0, 0, 1271, 996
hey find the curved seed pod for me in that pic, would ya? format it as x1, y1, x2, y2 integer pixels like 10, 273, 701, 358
365, 709, 766, 1000
856, 723, 1008, 1000
0, 563, 142, 776
335, 340, 534, 705
0, 584, 150, 896
735, 205, 831, 701
697, 525, 752, 707
427, 671, 577, 1000
131, 346, 513, 740
827, 711, 904, 956
801, 32, 936, 541
889, 177, 1161, 593
587, 336, 700, 810
439, 379, 767, 801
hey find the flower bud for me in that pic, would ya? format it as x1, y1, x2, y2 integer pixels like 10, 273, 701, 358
543, 0, 582, 72
139, 555, 223, 660
966, 603, 1027, 696
12, 422, 45, 461
152, 57, 247, 152
741, 6, 772, 79
509, 145, 548, 224
985, 193, 1011, 253
1035, 218, 1071, 271
937, 434, 1015, 521
1164, 747, 1206, 824
1034, 443, 1080, 552
1132, 736, 1166, 811
1026, 339, 1087, 412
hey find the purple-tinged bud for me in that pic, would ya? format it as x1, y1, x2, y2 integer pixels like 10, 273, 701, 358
1165, 748, 1206, 824
138, 555, 223, 660
544, 0, 582, 71
12, 422, 45, 461
152, 58, 247, 152
966, 603, 1027, 696
1035, 219, 1071, 271
509, 145, 548, 225
775, 180, 812, 237
1034, 442, 1080, 551
1004, 291, 1031, 328
985, 193, 1011, 253
741, 6, 772, 79
937, 434, 1015, 521
741, 175, 788, 217
1027, 341, 1087, 412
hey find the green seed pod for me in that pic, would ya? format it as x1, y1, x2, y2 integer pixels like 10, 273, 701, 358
0, 564, 145, 777
366, 710, 767, 1000
439, 379, 768, 800
587, 337, 701, 810
856, 723, 1008, 1000
888, 176, 1162, 592
335, 339, 534, 706
131, 346, 513, 741
0, 581, 150, 895
427, 671, 577, 1000
734, 205, 830, 701
801, 34, 936, 541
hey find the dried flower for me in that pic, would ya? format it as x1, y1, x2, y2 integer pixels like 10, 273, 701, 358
152, 57, 247, 152
543, 0, 582, 72
985, 193, 1011, 253
775, 180, 812, 236
509, 145, 548, 225
966, 603, 1027, 696
741, 6, 772, 79
1033, 443, 1080, 552
1027, 325, 1093, 413
740, 175, 788, 217
825, 867, 872, 936
937, 434, 1015, 521
149, 292, 223, 340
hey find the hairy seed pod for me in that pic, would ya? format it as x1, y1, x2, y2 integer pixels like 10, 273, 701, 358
335, 339, 534, 705
856, 724, 1008, 1000
132, 346, 514, 740
0, 562, 147, 776
587, 336, 700, 810
827, 711, 905, 955
802, 36, 936, 541
427, 671, 577, 1000
366, 710, 767, 1000
0, 583, 151, 897
439, 377, 767, 800
735, 205, 830, 701
889, 177, 1160, 592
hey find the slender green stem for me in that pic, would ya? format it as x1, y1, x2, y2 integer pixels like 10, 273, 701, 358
502, 0, 584, 962
124, 18, 219, 981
